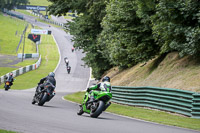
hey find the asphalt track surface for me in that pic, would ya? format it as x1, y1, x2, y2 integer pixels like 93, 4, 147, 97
0, 12, 199, 133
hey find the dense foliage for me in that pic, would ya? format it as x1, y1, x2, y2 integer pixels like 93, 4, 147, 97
151, 0, 200, 57
98, 0, 159, 68
48, 0, 200, 79
0, 0, 28, 10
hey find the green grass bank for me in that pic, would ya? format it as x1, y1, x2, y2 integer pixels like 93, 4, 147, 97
0, 14, 36, 55
0, 129, 16, 133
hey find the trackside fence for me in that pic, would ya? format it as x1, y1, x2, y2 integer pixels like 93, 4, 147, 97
111, 86, 200, 119
0, 55, 41, 85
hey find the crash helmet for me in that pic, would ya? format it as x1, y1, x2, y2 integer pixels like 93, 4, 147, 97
102, 76, 110, 82
48, 72, 55, 77
9, 72, 13, 76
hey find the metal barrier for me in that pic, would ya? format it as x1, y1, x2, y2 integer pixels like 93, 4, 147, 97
192, 93, 200, 118
3, 9, 24, 20
111, 86, 200, 118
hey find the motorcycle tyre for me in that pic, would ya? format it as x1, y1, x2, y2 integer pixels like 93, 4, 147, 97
90, 101, 105, 118
77, 105, 84, 115
5, 85, 9, 91
32, 94, 36, 104
38, 93, 48, 106
32, 98, 36, 104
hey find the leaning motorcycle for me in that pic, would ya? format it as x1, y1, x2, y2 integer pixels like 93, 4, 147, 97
32, 83, 56, 106
4, 81, 11, 91
77, 89, 112, 118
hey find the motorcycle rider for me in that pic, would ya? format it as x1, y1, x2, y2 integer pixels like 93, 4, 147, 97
67, 66, 71, 74
5, 72, 14, 87
86, 76, 111, 106
36, 72, 56, 93
64, 57, 69, 67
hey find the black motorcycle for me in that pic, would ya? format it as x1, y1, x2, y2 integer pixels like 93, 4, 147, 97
32, 83, 56, 106
67, 66, 71, 74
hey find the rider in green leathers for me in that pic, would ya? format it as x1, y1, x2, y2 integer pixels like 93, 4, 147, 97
86, 76, 111, 105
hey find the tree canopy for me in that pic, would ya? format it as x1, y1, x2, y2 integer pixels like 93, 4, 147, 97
48, 0, 200, 79
0, 0, 29, 10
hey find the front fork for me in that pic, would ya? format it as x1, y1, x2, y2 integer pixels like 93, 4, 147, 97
103, 102, 111, 111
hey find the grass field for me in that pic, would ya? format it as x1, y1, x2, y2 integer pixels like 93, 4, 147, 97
0, 14, 38, 77
0, 34, 59, 90
0, 14, 27, 55
0, 129, 16, 133
64, 91, 200, 131
0, 14, 36, 55
28, 0, 51, 6
0, 67, 17, 76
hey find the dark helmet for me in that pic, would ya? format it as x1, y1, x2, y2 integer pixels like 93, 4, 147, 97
102, 76, 110, 82
48, 72, 55, 77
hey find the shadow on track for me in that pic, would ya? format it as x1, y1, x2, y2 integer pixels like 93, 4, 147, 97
79, 114, 115, 121
32, 104, 61, 109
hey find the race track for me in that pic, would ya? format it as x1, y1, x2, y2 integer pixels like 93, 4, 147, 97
0, 12, 199, 133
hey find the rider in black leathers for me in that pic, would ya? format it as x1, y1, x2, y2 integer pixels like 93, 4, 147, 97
36, 72, 56, 92
5, 72, 14, 86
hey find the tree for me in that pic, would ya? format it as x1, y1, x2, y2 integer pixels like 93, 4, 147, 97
151, 0, 200, 57
0, 0, 29, 10
98, 0, 159, 68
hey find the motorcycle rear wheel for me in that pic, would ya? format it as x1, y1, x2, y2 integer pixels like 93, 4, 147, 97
90, 100, 105, 118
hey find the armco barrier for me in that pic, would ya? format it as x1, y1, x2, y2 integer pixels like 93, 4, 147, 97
40, 18, 64, 28
192, 93, 200, 118
0, 55, 41, 85
18, 53, 39, 58
3, 9, 24, 20
111, 86, 200, 118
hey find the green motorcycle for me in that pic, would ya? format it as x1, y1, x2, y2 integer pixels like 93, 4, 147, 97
77, 89, 112, 118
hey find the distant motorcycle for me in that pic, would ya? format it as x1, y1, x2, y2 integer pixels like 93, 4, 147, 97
77, 90, 112, 118
67, 66, 71, 74
32, 83, 56, 106
4, 74, 14, 91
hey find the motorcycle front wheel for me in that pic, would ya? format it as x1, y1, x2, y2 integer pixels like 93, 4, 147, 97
32, 98, 36, 104
4, 85, 9, 91
38, 92, 48, 106
77, 105, 84, 115
32, 94, 37, 104
90, 100, 105, 118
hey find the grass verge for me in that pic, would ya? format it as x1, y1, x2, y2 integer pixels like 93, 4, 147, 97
13, 59, 37, 67
28, 0, 52, 6
64, 91, 200, 131
0, 129, 16, 133
0, 67, 17, 76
